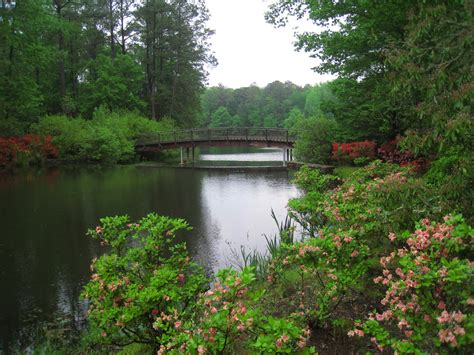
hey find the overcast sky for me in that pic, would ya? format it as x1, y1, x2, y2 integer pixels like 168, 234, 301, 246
204, 0, 335, 88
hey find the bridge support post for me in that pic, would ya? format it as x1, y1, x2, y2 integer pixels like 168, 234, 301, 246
180, 147, 184, 166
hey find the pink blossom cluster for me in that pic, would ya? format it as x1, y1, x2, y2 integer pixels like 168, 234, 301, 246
364, 217, 472, 349
436, 310, 466, 346
199, 276, 252, 343
298, 244, 321, 257
371, 172, 409, 193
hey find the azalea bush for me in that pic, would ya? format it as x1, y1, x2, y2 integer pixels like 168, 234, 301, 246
331, 140, 377, 163
82, 213, 209, 350
275, 161, 471, 348
82, 214, 313, 353
0, 134, 59, 167
378, 139, 427, 173
159, 267, 311, 354
267, 228, 370, 323
355, 215, 474, 353
289, 161, 437, 241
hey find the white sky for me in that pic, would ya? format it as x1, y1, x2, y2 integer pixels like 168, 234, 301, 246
204, 0, 335, 88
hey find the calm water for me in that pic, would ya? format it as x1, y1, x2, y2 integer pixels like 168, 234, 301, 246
0, 147, 297, 349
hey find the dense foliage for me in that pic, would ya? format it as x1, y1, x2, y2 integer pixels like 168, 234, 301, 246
83, 214, 313, 353
0, 0, 215, 129
266, 0, 473, 219
31, 109, 176, 163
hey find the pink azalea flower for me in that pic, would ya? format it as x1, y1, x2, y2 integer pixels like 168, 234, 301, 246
452, 311, 465, 323
398, 319, 409, 329
437, 311, 450, 323
275, 338, 283, 348
453, 326, 465, 336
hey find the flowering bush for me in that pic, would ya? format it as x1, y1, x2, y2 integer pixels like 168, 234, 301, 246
0, 134, 59, 167
354, 215, 474, 353
289, 161, 433, 240
378, 139, 427, 172
268, 228, 370, 323
82, 214, 208, 349
332, 140, 376, 163
82, 214, 314, 353
283, 161, 465, 349
159, 267, 311, 353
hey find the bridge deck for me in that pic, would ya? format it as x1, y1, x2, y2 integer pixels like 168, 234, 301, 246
136, 127, 295, 152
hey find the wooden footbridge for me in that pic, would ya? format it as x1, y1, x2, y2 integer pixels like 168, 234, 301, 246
135, 127, 296, 165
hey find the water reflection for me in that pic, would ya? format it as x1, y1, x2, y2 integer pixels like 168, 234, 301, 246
0, 148, 297, 349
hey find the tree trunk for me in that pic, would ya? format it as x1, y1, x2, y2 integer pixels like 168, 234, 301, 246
119, 0, 126, 54
109, 0, 115, 58
55, 2, 66, 103
58, 29, 66, 99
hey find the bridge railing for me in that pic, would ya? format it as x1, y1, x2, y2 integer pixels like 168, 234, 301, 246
136, 127, 295, 146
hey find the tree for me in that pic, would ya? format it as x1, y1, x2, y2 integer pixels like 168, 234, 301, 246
292, 116, 338, 164
1, 0, 216, 128
266, 0, 415, 140
304, 82, 336, 118
0, 0, 56, 126
135, 0, 216, 124
209, 106, 233, 128
79, 53, 145, 116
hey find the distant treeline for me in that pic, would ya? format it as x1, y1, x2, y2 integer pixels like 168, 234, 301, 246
198, 81, 335, 129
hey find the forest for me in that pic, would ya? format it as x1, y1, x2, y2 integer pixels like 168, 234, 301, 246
1, 0, 473, 353
0, 0, 214, 129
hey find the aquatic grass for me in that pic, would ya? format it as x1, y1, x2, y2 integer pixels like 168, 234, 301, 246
239, 209, 297, 279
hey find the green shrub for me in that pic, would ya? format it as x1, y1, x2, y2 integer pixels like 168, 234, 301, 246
82, 213, 209, 350
291, 116, 338, 164
31, 110, 176, 163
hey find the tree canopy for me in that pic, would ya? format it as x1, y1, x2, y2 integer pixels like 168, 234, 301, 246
0, 0, 216, 132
